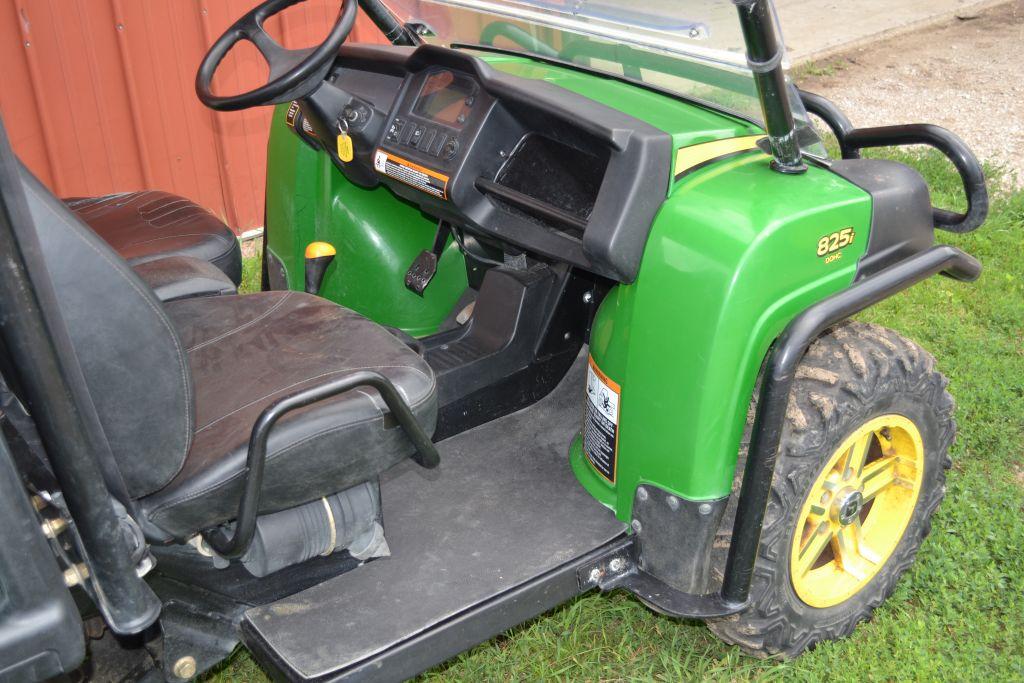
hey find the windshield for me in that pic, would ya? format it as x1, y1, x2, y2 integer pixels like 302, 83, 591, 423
381, 0, 824, 155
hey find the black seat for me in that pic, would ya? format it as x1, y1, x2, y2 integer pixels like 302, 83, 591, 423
19, 166, 436, 541
64, 191, 243, 286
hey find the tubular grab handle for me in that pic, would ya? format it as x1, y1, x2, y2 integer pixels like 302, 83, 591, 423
843, 124, 988, 233
798, 91, 988, 234
202, 370, 439, 559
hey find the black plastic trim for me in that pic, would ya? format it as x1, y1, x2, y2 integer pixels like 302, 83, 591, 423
331, 43, 672, 284
475, 177, 589, 233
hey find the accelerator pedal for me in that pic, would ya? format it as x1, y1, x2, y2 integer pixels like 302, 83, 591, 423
404, 221, 450, 296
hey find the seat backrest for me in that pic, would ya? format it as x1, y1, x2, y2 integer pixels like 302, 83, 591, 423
18, 167, 194, 498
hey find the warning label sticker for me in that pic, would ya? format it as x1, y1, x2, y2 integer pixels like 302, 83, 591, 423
374, 149, 449, 199
583, 356, 620, 483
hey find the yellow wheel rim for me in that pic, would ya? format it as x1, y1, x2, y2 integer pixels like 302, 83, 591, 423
789, 414, 925, 608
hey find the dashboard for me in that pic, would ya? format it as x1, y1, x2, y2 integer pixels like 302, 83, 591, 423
291, 44, 672, 283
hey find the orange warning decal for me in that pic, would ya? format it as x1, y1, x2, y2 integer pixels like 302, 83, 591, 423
374, 149, 450, 200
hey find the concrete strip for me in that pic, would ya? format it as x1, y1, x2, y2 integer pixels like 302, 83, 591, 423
777, 0, 1014, 64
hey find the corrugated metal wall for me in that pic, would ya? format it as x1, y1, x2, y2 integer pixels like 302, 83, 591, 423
0, 1, 386, 233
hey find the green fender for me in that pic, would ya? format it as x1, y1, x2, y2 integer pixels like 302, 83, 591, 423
570, 150, 872, 520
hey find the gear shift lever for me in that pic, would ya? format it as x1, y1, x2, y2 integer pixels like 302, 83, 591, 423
304, 242, 336, 295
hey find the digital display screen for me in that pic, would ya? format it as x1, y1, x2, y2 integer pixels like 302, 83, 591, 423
414, 70, 474, 128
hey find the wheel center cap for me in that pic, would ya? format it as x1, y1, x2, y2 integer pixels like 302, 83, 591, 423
832, 489, 864, 526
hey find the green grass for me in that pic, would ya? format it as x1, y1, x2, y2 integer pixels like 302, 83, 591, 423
210, 152, 1024, 681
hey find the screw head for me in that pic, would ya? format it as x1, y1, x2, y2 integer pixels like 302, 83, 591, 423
698, 503, 713, 515
173, 655, 197, 680
588, 567, 602, 583
609, 557, 626, 573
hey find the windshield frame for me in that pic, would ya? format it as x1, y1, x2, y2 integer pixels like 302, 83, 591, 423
424, 0, 752, 71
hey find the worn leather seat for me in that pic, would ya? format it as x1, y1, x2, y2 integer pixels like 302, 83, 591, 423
64, 190, 242, 286
20, 166, 436, 542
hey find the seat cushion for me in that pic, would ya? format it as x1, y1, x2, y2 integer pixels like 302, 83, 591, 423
64, 191, 242, 285
138, 292, 437, 539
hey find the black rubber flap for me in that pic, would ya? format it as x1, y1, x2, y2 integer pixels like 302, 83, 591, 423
242, 355, 624, 680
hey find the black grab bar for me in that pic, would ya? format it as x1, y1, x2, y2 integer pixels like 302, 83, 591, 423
202, 370, 440, 559
800, 90, 988, 234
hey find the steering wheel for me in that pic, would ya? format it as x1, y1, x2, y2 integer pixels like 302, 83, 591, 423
196, 0, 357, 112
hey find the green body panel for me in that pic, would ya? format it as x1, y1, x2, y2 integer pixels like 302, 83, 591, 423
265, 105, 468, 336
264, 50, 874, 520
570, 151, 872, 519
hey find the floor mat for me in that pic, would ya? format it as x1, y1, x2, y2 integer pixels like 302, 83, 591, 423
242, 353, 625, 679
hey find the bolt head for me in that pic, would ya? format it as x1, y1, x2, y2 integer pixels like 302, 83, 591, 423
698, 503, 713, 515
609, 557, 626, 573
636, 487, 649, 502
173, 655, 197, 680
631, 519, 642, 533
588, 567, 602, 583
582, 290, 594, 304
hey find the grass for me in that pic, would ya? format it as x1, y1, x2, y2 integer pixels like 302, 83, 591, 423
210, 151, 1024, 681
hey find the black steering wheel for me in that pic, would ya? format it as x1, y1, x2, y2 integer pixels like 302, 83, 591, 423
196, 0, 357, 112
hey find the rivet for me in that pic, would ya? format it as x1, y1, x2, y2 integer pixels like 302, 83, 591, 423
636, 487, 648, 502
698, 503, 713, 515
173, 655, 197, 680
631, 519, 642, 533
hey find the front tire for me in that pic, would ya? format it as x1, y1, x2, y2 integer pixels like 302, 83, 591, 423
709, 322, 955, 657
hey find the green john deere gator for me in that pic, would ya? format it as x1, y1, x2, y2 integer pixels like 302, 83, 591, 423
0, 0, 989, 680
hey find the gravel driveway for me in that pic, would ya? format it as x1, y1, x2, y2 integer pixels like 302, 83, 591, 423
797, 0, 1024, 186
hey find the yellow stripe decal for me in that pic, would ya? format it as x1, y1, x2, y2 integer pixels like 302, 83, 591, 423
674, 135, 767, 179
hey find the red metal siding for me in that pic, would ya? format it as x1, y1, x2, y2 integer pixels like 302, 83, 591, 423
0, 1, 386, 232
